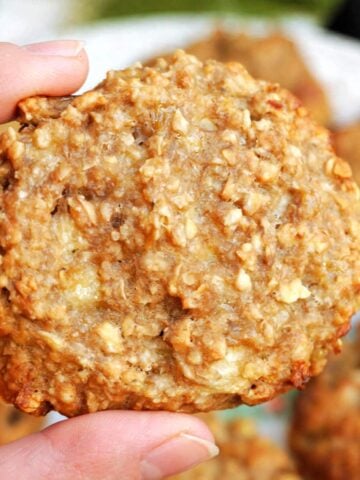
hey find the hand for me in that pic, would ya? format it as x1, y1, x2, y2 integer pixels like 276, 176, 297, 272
0, 40, 88, 123
0, 40, 218, 479
0, 411, 217, 479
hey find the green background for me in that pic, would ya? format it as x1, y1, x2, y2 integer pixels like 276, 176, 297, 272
86, 0, 342, 23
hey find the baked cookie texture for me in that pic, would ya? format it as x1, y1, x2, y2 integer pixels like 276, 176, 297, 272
0, 402, 43, 444
333, 122, 360, 185
289, 331, 360, 480
147, 31, 331, 125
172, 414, 301, 480
0, 51, 359, 417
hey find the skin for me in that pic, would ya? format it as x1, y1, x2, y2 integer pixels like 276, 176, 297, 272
0, 41, 217, 480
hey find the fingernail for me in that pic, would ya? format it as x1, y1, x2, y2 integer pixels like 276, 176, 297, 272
23, 40, 85, 57
140, 433, 219, 480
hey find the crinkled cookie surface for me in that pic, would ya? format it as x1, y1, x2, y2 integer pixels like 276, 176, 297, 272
0, 51, 359, 416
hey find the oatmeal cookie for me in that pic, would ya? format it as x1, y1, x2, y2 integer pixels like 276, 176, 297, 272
333, 122, 360, 185
0, 51, 359, 417
289, 331, 360, 480
172, 414, 301, 480
0, 402, 43, 444
147, 31, 331, 125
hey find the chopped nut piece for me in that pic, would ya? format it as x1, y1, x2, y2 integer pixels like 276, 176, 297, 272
39, 332, 64, 350
333, 159, 352, 178
172, 110, 189, 134
241, 243, 253, 253
7, 141, 24, 168
236, 269, 252, 291
243, 192, 268, 215
199, 118, 217, 131
104, 155, 117, 164
255, 118, 272, 131
222, 148, 237, 166
77, 196, 97, 225
224, 208, 243, 226
221, 129, 238, 144
59, 384, 77, 404
242, 109, 251, 129
100, 203, 113, 222
256, 162, 280, 182
221, 177, 239, 201
316, 242, 328, 253
73, 91, 106, 111
185, 217, 198, 239
96, 322, 123, 354
277, 279, 311, 304
111, 231, 120, 241
33, 129, 51, 149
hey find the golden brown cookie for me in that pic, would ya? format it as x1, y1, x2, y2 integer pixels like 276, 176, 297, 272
0, 402, 43, 444
333, 122, 360, 185
289, 332, 360, 480
0, 51, 359, 417
147, 30, 331, 125
172, 414, 301, 480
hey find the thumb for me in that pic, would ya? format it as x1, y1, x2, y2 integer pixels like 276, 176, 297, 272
0, 411, 218, 480
0, 40, 89, 123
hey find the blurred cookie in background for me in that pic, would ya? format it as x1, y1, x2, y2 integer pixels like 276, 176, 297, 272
333, 122, 360, 185
147, 30, 331, 125
0, 402, 43, 444
289, 331, 360, 480
171, 414, 301, 480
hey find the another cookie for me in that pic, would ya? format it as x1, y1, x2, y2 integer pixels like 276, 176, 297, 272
333, 122, 360, 185
289, 332, 360, 479
172, 414, 301, 480
0, 52, 359, 417
0, 402, 43, 444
